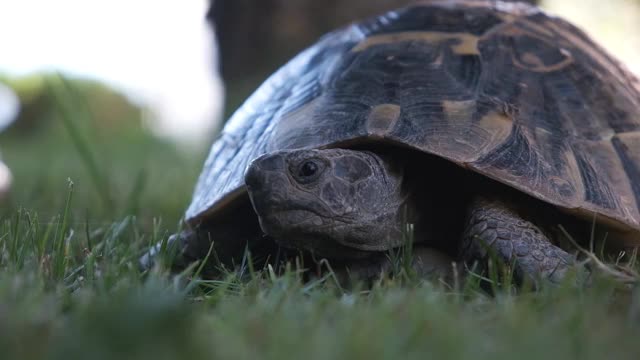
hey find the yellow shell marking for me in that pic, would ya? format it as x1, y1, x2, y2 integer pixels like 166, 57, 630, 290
366, 104, 402, 137
442, 100, 477, 123
352, 31, 480, 55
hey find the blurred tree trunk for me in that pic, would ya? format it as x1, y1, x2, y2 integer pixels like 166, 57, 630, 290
208, 0, 415, 117
208, 0, 540, 118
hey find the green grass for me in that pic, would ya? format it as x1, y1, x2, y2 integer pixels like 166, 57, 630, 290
1, 77, 640, 359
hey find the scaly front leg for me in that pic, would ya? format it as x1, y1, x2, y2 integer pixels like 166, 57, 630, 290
461, 197, 578, 285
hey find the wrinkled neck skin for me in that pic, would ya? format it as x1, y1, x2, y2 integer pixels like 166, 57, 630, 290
245, 148, 427, 261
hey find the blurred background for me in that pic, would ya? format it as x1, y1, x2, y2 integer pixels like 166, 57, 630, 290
0, 0, 639, 228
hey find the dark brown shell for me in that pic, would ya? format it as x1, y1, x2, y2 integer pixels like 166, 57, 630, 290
187, 0, 640, 242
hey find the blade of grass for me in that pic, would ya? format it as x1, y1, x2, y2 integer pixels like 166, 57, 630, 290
46, 73, 114, 214
124, 168, 147, 217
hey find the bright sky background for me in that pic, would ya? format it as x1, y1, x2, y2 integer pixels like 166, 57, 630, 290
0, 84, 19, 131
0, 0, 223, 144
0, 0, 638, 145
544, 0, 640, 76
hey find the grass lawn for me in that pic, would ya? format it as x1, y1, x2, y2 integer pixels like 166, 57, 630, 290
1, 77, 640, 359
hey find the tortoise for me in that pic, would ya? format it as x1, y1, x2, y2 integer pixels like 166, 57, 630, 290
144, 0, 640, 283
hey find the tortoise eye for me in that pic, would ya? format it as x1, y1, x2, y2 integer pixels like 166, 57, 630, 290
293, 159, 324, 184
300, 161, 318, 177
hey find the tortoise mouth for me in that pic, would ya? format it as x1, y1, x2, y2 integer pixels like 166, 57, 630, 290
256, 208, 326, 236
259, 207, 402, 254
275, 238, 381, 260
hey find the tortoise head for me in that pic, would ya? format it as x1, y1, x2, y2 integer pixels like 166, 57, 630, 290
244, 148, 409, 259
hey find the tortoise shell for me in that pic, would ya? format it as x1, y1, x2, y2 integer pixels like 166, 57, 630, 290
187, 0, 640, 242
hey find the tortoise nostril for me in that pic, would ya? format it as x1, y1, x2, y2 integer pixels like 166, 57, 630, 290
244, 164, 263, 190
245, 154, 286, 190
